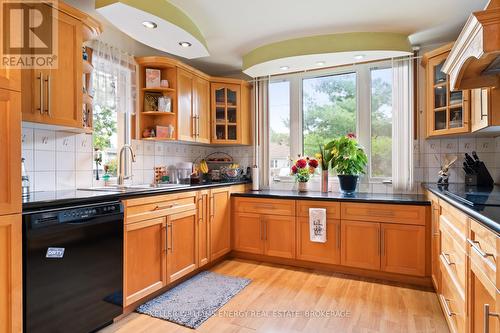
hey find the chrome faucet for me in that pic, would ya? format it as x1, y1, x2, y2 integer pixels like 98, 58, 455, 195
117, 144, 136, 186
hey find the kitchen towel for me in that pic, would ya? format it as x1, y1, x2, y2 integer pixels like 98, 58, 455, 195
309, 208, 326, 243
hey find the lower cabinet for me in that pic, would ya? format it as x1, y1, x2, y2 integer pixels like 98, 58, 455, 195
166, 209, 198, 283
233, 212, 295, 259
210, 187, 231, 260
124, 217, 167, 307
429, 192, 441, 291
0, 214, 22, 333
341, 220, 381, 270
296, 217, 340, 264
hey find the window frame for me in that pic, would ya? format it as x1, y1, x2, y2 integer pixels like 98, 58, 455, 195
268, 60, 393, 185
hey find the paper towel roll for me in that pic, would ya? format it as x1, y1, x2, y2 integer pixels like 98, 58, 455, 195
252, 166, 259, 191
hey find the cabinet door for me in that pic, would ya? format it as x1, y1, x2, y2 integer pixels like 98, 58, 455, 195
177, 68, 195, 142
233, 212, 264, 254
381, 224, 426, 276
198, 190, 210, 267
296, 217, 340, 265
167, 209, 198, 283
341, 220, 380, 270
431, 196, 441, 291
0, 68, 20, 92
210, 187, 231, 260
471, 88, 489, 132
263, 215, 295, 259
240, 83, 252, 145
0, 89, 21, 215
0, 214, 22, 333
46, 10, 83, 128
211, 83, 241, 144
470, 265, 499, 333
124, 217, 167, 307
193, 76, 210, 143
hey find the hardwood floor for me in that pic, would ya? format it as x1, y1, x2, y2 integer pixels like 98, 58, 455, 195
100, 259, 449, 333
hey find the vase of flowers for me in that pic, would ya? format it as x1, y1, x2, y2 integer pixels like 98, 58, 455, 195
317, 144, 334, 193
327, 133, 368, 195
291, 157, 318, 192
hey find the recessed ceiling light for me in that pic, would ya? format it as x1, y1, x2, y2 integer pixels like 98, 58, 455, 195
179, 41, 192, 48
280, 66, 289, 71
142, 21, 157, 29
316, 61, 326, 66
353, 54, 365, 61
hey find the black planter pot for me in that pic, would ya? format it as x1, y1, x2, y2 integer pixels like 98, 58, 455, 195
338, 175, 358, 195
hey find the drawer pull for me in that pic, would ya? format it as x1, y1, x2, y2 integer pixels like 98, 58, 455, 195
467, 239, 495, 259
257, 204, 275, 210
484, 304, 500, 333
440, 295, 456, 317
153, 203, 178, 211
441, 253, 455, 266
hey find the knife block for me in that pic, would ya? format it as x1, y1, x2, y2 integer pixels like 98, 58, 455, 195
464, 162, 494, 186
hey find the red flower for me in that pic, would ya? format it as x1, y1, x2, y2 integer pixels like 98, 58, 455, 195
347, 132, 356, 139
291, 165, 298, 174
296, 159, 307, 168
308, 159, 319, 168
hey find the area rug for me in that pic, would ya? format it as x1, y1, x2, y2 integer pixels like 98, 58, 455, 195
136, 271, 251, 329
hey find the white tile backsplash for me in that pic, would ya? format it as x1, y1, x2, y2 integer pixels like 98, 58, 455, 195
34, 129, 56, 151
56, 132, 76, 152
34, 150, 56, 171
56, 151, 76, 171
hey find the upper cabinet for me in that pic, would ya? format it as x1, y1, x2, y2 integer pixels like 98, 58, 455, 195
423, 44, 471, 137
471, 87, 500, 132
211, 79, 252, 145
21, 2, 101, 131
443, 0, 500, 91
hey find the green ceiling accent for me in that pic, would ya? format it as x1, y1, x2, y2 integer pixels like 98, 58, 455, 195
95, 0, 207, 49
243, 32, 412, 70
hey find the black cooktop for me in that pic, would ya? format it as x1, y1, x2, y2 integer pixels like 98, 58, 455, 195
442, 186, 500, 207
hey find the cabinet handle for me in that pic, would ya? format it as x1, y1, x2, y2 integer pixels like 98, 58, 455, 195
198, 197, 203, 223
441, 252, 454, 266
263, 218, 267, 241
257, 204, 275, 210
378, 228, 381, 255
37, 72, 44, 114
368, 210, 395, 217
210, 195, 215, 217
45, 75, 51, 116
484, 304, 500, 333
336, 224, 340, 249
467, 238, 494, 259
480, 89, 487, 120
440, 295, 456, 317
259, 217, 263, 240
166, 223, 172, 251
153, 202, 177, 211
381, 229, 385, 256
192, 115, 196, 137
197, 115, 201, 137
162, 224, 167, 253
170, 222, 174, 253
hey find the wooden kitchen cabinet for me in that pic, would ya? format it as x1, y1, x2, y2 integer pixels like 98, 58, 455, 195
166, 209, 198, 283
197, 190, 210, 267
233, 212, 265, 254
21, 3, 100, 129
296, 217, 340, 264
341, 220, 381, 270
469, 265, 499, 333
210, 187, 231, 260
471, 87, 500, 132
0, 69, 20, 92
263, 215, 296, 259
0, 89, 21, 216
422, 43, 470, 137
429, 192, 441, 291
124, 217, 167, 307
0, 214, 22, 333
381, 223, 426, 276
177, 68, 211, 143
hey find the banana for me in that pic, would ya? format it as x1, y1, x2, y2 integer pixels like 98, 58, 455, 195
200, 159, 209, 174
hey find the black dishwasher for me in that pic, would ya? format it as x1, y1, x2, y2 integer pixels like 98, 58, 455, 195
23, 201, 124, 333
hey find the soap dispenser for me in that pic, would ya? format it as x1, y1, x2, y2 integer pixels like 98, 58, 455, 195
21, 157, 30, 197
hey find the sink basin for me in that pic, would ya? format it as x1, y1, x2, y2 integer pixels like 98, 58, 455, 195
78, 183, 190, 193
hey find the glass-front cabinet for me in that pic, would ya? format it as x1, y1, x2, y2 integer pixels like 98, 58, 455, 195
211, 83, 241, 143
424, 44, 470, 137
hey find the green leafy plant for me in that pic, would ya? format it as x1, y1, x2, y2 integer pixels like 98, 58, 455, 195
326, 133, 368, 175
93, 105, 117, 152
317, 144, 333, 170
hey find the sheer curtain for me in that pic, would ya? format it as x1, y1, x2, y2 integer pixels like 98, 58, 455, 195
253, 77, 270, 189
392, 58, 414, 192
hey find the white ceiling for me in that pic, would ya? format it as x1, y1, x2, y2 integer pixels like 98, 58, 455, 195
65, 0, 489, 77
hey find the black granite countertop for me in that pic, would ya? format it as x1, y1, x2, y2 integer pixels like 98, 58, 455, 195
232, 190, 430, 205
22, 181, 250, 212
423, 183, 500, 235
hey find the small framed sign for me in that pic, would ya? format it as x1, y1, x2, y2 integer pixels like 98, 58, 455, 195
145, 68, 161, 88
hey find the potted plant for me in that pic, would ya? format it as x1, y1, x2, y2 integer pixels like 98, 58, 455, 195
291, 157, 318, 192
327, 133, 368, 194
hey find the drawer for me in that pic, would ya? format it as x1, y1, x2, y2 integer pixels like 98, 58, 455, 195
297, 201, 340, 219
440, 223, 467, 296
439, 259, 467, 333
233, 197, 295, 216
439, 200, 468, 242
340, 203, 426, 225
124, 192, 197, 224
468, 218, 498, 287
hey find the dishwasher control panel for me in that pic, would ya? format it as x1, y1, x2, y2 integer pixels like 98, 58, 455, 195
29, 202, 123, 228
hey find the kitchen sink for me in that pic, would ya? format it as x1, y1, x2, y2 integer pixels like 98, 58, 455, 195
78, 183, 190, 193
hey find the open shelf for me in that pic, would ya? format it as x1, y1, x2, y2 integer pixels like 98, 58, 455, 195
141, 87, 176, 93
142, 137, 176, 141
141, 111, 176, 116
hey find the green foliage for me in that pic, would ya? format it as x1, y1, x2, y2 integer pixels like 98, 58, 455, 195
326, 135, 368, 175
93, 105, 117, 151
105, 158, 118, 176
